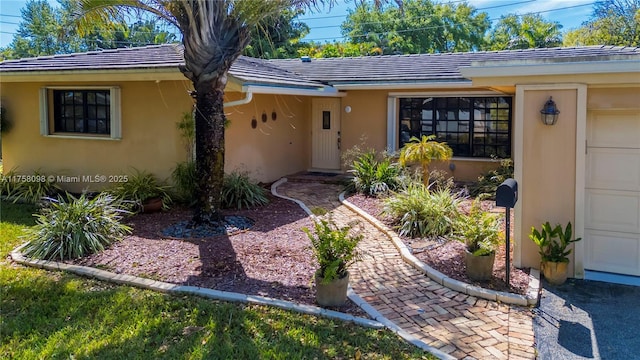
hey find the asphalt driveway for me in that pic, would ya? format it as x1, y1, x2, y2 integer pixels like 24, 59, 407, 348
534, 278, 640, 359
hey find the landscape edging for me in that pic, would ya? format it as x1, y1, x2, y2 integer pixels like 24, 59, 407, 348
273, 178, 456, 360
9, 245, 382, 330
338, 191, 540, 306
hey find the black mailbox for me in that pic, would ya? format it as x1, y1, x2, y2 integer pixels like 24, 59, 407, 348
496, 178, 518, 208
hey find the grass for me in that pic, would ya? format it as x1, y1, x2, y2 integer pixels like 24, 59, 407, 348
0, 200, 435, 359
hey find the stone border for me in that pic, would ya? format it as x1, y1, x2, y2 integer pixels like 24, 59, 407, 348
339, 192, 541, 306
9, 243, 382, 330
272, 178, 455, 360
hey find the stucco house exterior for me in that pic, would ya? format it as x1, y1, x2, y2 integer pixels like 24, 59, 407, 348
1, 44, 639, 283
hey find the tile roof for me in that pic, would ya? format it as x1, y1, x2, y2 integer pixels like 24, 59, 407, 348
0, 44, 324, 89
269, 46, 640, 84
1, 44, 638, 87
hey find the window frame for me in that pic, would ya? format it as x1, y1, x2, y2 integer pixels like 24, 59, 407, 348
397, 95, 512, 159
39, 86, 121, 140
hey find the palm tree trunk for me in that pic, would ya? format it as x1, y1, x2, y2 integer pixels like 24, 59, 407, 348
192, 78, 226, 225
422, 162, 429, 187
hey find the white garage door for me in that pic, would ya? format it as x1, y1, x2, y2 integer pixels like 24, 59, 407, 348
585, 110, 640, 276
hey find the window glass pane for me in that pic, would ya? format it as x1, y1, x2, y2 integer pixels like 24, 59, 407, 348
398, 96, 511, 158
97, 107, 107, 120
52, 89, 111, 135
322, 111, 330, 129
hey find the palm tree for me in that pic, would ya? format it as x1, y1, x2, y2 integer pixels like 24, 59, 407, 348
74, 0, 329, 225
398, 135, 452, 186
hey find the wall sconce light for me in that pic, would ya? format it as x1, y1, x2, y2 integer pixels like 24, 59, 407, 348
344, 106, 352, 114
540, 97, 560, 125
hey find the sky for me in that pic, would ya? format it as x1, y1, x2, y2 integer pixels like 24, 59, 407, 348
0, 0, 596, 48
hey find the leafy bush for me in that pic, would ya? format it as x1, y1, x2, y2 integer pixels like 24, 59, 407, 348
383, 183, 462, 238
427, 169, 455, 192
108, 169, 172, 211
22, 193, 132, 260
348, 150, 402, 196
221, 171, 268, 209
530, 221, 581, 263
468, 158, 514, 198
1, 169, 61, 204
171, 161, 197, 204
455, 200, 503, 256
302, 216, 363, 283
0, 166, 19, 198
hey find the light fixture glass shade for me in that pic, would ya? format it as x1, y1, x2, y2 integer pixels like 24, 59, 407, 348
540, 97, 560, 125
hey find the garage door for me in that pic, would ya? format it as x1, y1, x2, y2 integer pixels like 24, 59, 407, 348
585, 110, 640, 276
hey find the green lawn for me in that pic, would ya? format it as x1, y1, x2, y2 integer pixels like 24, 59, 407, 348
0, 201, 434, 359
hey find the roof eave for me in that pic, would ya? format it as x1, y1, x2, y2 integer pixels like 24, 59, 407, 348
331, 80, 472, 90
242, 83, 345, 97
460, 59, 640, 79
0, 67, 185, 82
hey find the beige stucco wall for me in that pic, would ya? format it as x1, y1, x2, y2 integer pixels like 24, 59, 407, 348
0, 81, 311, 191
224, 93, 310, 183
340, 88, 507, 181
0, 80, 192, 192
518, 88, 578, 273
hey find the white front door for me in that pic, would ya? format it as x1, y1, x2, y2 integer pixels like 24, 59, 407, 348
584, 110, 640, 276
311, 98, 341, 170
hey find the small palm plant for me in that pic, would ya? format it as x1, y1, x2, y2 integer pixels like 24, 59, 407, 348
399, 135, 453, 186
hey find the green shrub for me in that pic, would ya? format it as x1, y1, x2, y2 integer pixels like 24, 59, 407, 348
427, 169, 455, 192
348, 150, 402, 196
221, 171, 268, 209
1, 169, 61, 204
383, 183, 461, 238
302, 216, 363, 283
22, 193, 132, 260
108, 169, 172, 212
171, 161, 197, 204
468, 158, 514, 198
0, 166, 19, 198
455, 200, 503, 256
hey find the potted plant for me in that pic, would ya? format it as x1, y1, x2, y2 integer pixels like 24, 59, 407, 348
529, 221, 582, 285
302, 216, 363, 307
109, 169, 172, 213
456, 200, 503, 281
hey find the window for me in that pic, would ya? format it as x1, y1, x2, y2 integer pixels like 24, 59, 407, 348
40, 87, 121, 139
53, 90, 111, 134
399, 96, 511, 158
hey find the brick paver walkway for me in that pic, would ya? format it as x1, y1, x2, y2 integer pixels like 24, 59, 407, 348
278, 181, 536, 360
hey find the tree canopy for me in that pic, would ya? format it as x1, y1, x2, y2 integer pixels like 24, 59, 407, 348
564, 0, 640, 46
486, 14, 563, 50
1, 0, 177, 60
341, 0, 490, 54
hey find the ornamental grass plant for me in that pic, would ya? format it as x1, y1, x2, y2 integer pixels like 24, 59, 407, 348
22, 193, 131, 260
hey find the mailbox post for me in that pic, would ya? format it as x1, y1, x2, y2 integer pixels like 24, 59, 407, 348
496, 179, 518, 288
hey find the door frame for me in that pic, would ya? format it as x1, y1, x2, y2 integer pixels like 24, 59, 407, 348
311, 98, 342, 171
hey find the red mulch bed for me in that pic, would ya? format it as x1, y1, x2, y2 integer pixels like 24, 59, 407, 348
70, 194, 367, 317
345, 193, 531, 295
70, 188, 529, 321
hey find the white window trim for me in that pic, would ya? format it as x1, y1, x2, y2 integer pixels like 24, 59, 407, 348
39, 86, 121, 140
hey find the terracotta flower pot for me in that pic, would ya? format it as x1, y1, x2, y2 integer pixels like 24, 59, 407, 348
542, 261, 568, 285
141, 197, 163, 213
315, 271, 349, 307
465, 251, 495, 281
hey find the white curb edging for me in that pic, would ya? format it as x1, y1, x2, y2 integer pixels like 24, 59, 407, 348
273, 179, 455, 360
339, 191, 540, 307
10, 246, 382, 330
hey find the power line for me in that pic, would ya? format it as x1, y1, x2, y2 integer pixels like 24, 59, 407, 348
301, 0, 538, 31
304, 1, 596, 42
